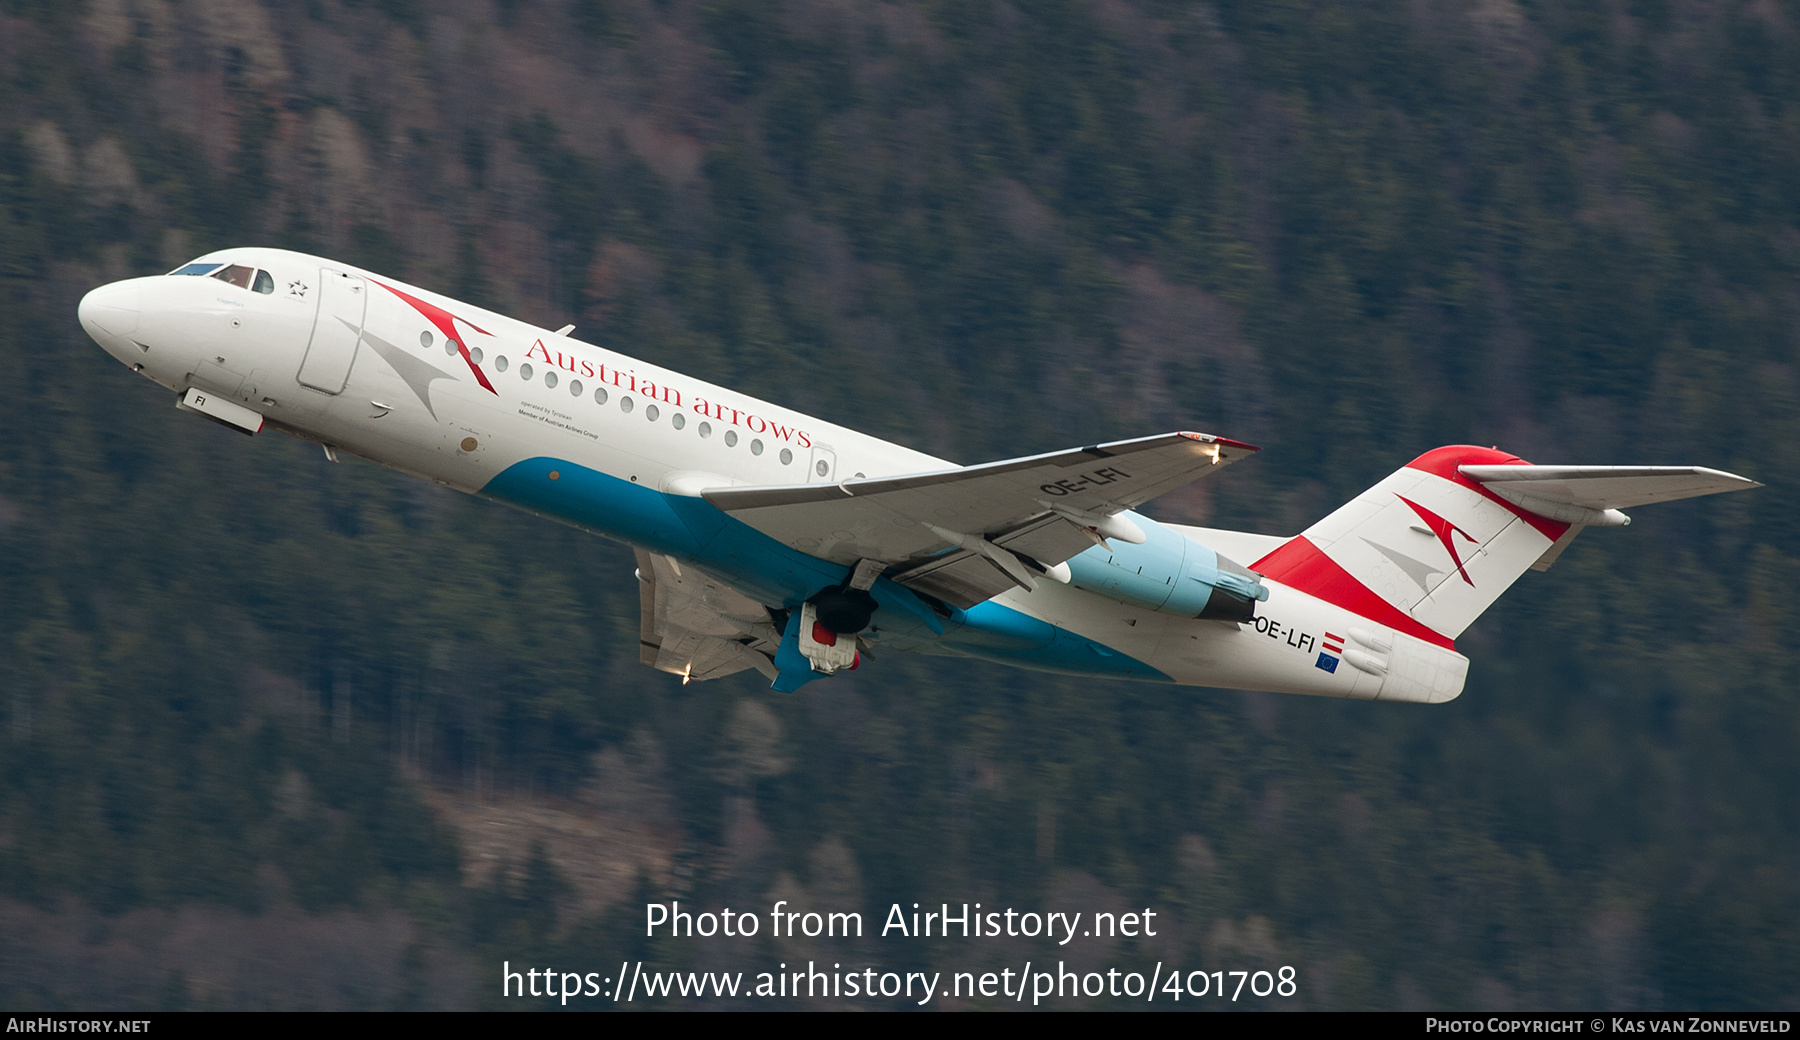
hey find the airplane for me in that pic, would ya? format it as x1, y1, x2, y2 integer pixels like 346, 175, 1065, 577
77, 248, 1760, 701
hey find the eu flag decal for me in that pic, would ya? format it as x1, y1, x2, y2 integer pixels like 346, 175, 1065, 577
1316, 652, 1340, 674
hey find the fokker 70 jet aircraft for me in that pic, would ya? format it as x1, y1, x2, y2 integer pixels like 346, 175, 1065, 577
78, 249, 1759, 700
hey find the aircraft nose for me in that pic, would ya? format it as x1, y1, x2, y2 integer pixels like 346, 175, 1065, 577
78, 280, 142, 341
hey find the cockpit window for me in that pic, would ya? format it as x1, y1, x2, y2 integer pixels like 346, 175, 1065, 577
210, 264, 255, 290
252, 269, 274, 294
169, 262, 223, 276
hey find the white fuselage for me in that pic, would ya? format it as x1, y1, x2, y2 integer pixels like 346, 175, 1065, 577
78, 247, 1467, 702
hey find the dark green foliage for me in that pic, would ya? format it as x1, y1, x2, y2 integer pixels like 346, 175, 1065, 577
572, 0, 629, 45
509, 113, 612, 311
703, 0, 784, 94
461, 128, 489, 192
349, 222, 407, 279
342, 0, 427, 36
0, 0, 1795, 1010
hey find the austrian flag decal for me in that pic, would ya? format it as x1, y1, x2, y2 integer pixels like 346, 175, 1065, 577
1317, 631, 1345, 673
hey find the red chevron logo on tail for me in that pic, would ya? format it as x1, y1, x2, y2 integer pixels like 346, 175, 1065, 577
1397, 494, 1479, 586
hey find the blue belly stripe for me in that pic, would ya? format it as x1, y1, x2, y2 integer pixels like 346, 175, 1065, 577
481, 457, 1169, 683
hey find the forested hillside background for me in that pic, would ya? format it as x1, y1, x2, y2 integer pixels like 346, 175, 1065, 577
1, 0, 1796, 1010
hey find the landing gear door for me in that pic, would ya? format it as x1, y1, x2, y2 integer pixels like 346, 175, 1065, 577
296, 270, 366, 394
808, 443, 838, 483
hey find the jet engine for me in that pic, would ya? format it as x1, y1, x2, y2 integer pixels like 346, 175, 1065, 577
809, 585, 880, 634
1063, 519, 1268, 622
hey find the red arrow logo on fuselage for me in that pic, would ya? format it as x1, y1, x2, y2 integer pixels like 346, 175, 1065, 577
371, 280, 498, 394
1397, 494, 1479, 586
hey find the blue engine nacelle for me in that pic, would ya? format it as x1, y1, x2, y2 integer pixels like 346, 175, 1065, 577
1063, 514, 1268, 621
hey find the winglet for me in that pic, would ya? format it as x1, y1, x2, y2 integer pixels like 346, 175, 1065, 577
1182, 432, 1260, 452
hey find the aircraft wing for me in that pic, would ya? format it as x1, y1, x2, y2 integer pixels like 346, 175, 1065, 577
702, 431, 1257, 608
635, 550, 781, 682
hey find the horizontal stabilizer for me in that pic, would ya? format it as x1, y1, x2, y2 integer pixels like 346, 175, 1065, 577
1459, 464, 1761, 523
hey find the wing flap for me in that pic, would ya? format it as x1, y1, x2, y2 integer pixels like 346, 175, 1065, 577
889, 549, 1019, 608
991, 513, 1101, 571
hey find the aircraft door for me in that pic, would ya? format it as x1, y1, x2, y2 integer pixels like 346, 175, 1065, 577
808, 443, 838, 483
296, 269, 367, 394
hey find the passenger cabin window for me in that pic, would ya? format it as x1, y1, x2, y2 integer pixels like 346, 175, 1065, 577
210, 264, 256, 290
169, 262, 223, 276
